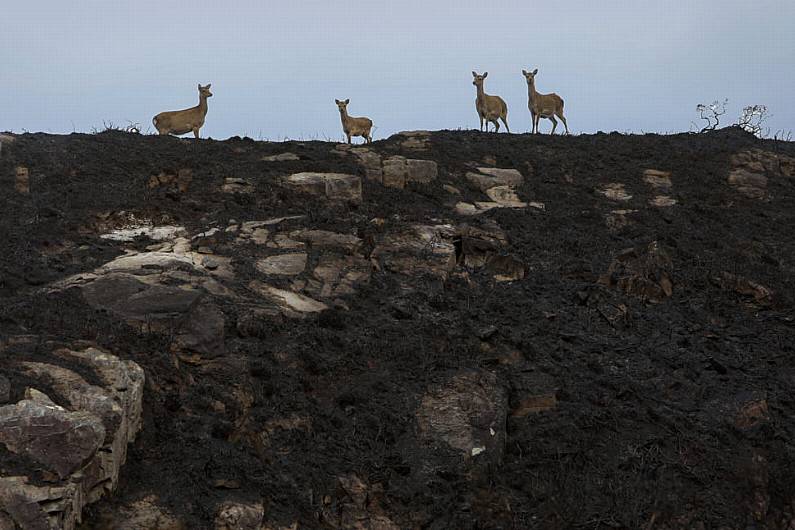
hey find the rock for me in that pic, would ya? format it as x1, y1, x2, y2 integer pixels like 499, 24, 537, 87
15, 167, 29, 194
214, 502, 265, 530
728, 169, 768, 199
0, 392, 105, 479
597, 183, 632, 201
443, 184, 461, 195
735, 398, 770, 430
599, 241, 674, 302
371, 224, 457, 279
395, 130, 431, 150
248, 281, 328, 317
100, 224, 186, 242
414, 370, 508, 474
485, 185, 527, 208
478, 325, 498, 340
222, 177, 254, 194
0, 134, 14, 156
85, 495, 185, 530
290, 229, 362, 254
382, 156, 439, 189
406, 159, 438, 183
80, 273, 202, 323
0, 375, 9, 404
643, 169, 672, 191
455, 202, 481, 216
382, 157, 407, 189
487, 255, 526, 282
712, 271, 774, 306
605, 209, 637, 230
351, 148, 383, 182
650, 195, 677, 207
261, 152, 300, 162
310, 255, 371, 298
466, 168, 523, 192
281, 172, 362, 202
175, 302, 226, 357
267, 234, 305, 249
256, 253, 307, 276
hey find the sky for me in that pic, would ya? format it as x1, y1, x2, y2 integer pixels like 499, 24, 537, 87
3, 1, 794, 140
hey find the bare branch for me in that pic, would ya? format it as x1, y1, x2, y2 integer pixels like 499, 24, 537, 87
696, 98, 728, 133
737, 105, 771, 138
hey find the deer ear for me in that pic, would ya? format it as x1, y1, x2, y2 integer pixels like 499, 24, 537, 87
206, 84, 211, 88
335, 99, 340, 104
472, 71, 477, 77
344, 99, 349, 104
522, 69, 527, 76
483, 72, 488, 78
532, 69, 538, 75
198, 84, 201, 89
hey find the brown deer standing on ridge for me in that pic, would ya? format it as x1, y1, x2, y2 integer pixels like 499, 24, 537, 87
472, 72, 509, 133
153, 84, 212, 138
523, 69, 568, 135
335, 99, 373, 144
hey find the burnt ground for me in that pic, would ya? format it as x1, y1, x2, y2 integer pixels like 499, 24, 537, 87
1, 127, 795, 529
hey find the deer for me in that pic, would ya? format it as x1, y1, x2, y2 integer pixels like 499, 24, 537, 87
152, 84, 213, 139
472, 72, 509, 133
335, 99, 373, 144
522, 69, 568, 135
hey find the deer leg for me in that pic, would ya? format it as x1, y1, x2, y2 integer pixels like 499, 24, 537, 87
347, 133, 352, 144
557, 112, 569, 135
501, 115, 510, 133
492, 119, 500, 133
479, 115, 484, 132
549, 116, 558, 135
193, 128, 200, 139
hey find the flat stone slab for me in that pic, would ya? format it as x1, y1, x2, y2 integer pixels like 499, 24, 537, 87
248, 281, 328, 316
261, 152, 300, 162
281, 172, 362, 202
650, 195, 677, 207
256, 253, 307, 276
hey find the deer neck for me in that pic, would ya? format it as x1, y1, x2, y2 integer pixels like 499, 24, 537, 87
527, 82, 539, 105
339, 108, 350, 126
198, 95, 209, 115
476, 83, 486, 102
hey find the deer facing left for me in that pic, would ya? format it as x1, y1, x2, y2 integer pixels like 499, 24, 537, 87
153, 84, 213, 139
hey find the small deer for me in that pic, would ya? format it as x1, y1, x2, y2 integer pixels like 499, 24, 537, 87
472, 72, 509, 133
522, 69, 568, 135
335, 99, 373, 144
153, 84, 213, 138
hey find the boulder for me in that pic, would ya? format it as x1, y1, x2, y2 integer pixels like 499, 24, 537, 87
466, 168, 523, 192
175, 302, 227, 357
281, 172, 362, 202
0, 392, 105, 479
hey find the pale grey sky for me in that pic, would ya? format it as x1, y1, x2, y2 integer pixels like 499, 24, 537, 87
3, 1, 794, 139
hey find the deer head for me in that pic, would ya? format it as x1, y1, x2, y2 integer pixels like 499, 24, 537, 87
198, 84, 213, 98
522, 69, 539, 87
335, 99, 350, 112
472, 71, 488, 87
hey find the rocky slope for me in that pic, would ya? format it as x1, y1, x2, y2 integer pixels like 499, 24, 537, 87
1, 128, 794, 529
